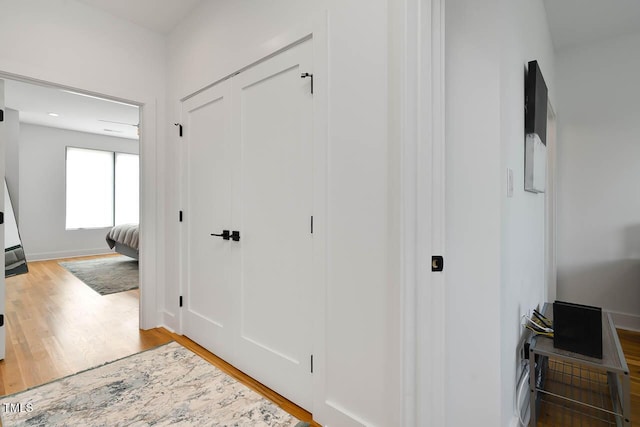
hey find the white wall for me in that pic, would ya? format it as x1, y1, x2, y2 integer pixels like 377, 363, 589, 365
0, 0, 165, 103
18, 124, 138, 260
5, 108, 19, 221
556, 32, 640, 330
498, 1, 555, 426
0, 0, 165, 328
445, 1, 554, 425
166, 1, 400, 425
445, 1, 502, 425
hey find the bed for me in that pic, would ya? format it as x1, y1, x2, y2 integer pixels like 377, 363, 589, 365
106, 223, 139, 260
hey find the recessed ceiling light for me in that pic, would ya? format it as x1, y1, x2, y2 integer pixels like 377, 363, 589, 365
48, 112, 59, 117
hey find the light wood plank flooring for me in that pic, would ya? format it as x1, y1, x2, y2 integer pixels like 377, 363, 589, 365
0, 255, 318, 426
16, 255, 640, 426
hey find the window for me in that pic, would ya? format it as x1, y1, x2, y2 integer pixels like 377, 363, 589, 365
65, 147, 139, 230
66, 147, 114, 229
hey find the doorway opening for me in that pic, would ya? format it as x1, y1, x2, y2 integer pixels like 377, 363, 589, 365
0, 76, 158, 394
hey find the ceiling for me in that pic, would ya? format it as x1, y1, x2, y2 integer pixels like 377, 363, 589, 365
4, 1, 203, 139
77, 0, 202, 34
14, 1, 638, 140
4, 79, 139, 140
544, 0, 640, 51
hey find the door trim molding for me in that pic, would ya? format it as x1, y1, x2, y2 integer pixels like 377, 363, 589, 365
0, 70, 158, 331
178, 29, 314, 103
399, 0, 446, 425
0, 78, 5, 361
176, 21, 327, 417
544, 100, 557, 303
176, 28, 317, 333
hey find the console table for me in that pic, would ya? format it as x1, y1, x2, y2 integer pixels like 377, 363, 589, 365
528, 303, 631, 426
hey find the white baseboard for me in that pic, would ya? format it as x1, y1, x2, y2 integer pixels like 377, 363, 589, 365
610, 310, 640, 332
26, 248, 114, 261
159, 320, 176, 334
162, 310, 179, 333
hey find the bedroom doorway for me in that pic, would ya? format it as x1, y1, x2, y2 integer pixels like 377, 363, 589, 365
0, 76, 152, 388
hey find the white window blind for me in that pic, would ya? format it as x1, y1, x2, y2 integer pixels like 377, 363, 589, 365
66, 147, 114, 229
65, 147, 139, 230
115, 152, 140, 225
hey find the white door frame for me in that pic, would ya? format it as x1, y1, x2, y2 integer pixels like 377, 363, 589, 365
177, 29, 318, 336
0, 78, 6, 360
0, 70, 158, 330
544, 101, 557, 302
399, 0, 446, 425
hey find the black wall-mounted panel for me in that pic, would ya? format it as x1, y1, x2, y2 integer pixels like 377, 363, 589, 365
553, 300, 603, 359
525, 60, 548, 145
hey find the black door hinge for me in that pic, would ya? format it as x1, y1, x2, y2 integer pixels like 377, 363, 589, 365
0, 314, 4, 327
311, 354, 314, 373
179, 211, 183, 222
432, 256, 444, 272
0, 212, 4, 225
179, 296, 183, 307
310, 216, 313, 234
0, 109, 4, 122
174, 123, 183, 137
301, 73, 314, 94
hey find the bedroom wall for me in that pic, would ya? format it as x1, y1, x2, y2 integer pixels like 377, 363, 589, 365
19, 124, 139, 260
5, 108, 20, 222
0, 0, 165, 328
556, 32, 640, 330
166, 1, 401, 425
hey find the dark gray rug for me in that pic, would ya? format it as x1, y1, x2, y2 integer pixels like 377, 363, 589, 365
59, 255, 139, 295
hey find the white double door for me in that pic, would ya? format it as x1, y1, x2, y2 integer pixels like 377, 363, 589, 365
182, 40, 313, 410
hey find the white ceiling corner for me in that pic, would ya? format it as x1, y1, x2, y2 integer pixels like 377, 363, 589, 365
76, 0, 203, 34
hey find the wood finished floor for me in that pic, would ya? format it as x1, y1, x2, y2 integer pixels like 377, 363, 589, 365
0, 255, 318, 426
8, 256, 638, 427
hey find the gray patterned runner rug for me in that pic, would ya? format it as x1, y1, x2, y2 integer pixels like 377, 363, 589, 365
0, 342, 309, 426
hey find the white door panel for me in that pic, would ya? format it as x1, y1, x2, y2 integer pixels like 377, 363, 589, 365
183, 81, 234, 361
231, 39, 313, 410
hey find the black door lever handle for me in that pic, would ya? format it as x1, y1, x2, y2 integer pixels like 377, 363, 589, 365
211, 230, 230, 240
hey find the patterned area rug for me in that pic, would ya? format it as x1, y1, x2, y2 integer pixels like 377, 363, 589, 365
0, 342, 307, 426
59, 255, 138, 295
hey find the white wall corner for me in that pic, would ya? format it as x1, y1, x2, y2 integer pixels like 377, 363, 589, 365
26, 249, 114, 262
610, 310, 640, 332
